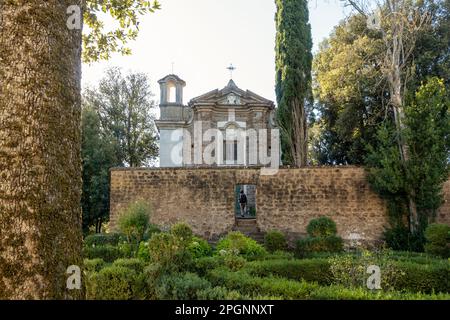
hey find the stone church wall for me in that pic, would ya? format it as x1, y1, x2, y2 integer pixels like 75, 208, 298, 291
109, 167, 450, 244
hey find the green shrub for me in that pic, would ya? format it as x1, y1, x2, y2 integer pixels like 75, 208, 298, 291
85, 266, 146, 300
112, 258, 145, 273
83, 258, 105, 273
307, 217, 337, 237
216, 231, 267, 259
84, 233, 122, 247
424, 224, 450, 258
328, 251, 403, 290
155, 272, 211, 300
117, 201, 151, 244
295, 235, 343, 258
137, 241, 151, 262
82, 245, 124, 263
171, 222, 193, 243
188, 236, 212, 259
223, 255, 247, 271
143, 224, 161, 241
207, 268, 450, 300
383, 225, 425, 252
262, 250, 295, 261
264, 230, 287, 253
244, 259, 332, 285
117, 242, 134, 259
147, 232, 193, 272
194, 256, 223, 276
391, 260, 449, 293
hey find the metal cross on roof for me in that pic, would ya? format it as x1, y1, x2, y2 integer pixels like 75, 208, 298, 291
227, 63, 236, 79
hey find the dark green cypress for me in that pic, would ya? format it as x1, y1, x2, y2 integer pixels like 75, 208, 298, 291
275, 0, 313, 166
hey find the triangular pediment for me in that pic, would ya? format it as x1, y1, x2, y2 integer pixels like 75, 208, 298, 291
188, 80, 274, 108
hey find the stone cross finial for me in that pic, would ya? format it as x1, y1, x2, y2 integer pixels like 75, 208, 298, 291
227, 63, 236, 79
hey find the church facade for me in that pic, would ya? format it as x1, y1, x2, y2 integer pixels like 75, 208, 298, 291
155, 74, 279, 168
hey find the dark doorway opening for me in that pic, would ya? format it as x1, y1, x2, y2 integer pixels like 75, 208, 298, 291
235, 185, 256, 218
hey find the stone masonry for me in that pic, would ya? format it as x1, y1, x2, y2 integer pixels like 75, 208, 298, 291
109, 166, 449, 244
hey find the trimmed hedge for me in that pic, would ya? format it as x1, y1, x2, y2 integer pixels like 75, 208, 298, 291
391, 260, 449, 294
83, 258, 105, 273
207, 268, 450, 300
82, 245, 125, 263
112, 258, 146, 273
244, 259, 332, 285
85, 266, 148, 300
295, 235, 343, 258
84, 233, 122, 247
155, 272, 211, 300
264, 230, 287, 253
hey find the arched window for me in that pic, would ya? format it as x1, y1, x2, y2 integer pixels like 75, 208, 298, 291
168, 83, 176, 103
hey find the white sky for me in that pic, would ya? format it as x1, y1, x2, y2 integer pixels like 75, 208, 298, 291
81, 0, 350, 104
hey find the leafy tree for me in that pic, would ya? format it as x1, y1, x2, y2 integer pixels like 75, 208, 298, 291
83, 0, 161, 62
275, 0, 313, 166
313, 14, 386, 165
81, 106, 119, 234
84, 67, 159, 167
366, 77, 450, 250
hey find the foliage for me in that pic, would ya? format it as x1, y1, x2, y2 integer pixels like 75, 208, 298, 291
306, 217, 337, 237
84, 233, 122, 247
83, 258, 105, 273
82, 245, 124, 263
83, 0, 161, 62
187, 236, 213, 259
155, 272, 211, 300
143, 224, 161, 241
194, 257, 223, 277
367, 77, 449, 246
85, 265, 147, 300
328, 250, 403, 291
207, 268, 449, 300
424, 224, 450, 258
117, 201, 150, 245
112, 258, 145, 273
81, 106, 119, 234
137, 241, 151, 262
83, 67, 158, 167
264, 230, 287, 253
383, 225, 426, 252
312, 14, 385, 165
244, 259, 332, 285
171, 222, 193, 244
390, 260, 450, 293
275, 0, 313, 166
313, 1, 450, 165
147, 232, 193, 272
216, 231, 267, 259
295, 236, 344, 258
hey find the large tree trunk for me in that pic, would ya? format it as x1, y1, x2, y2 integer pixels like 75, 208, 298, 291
291, 98, 308, 167
0, 0, 83, 299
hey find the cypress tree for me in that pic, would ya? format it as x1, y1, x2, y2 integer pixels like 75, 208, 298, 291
275, 0, 313, 166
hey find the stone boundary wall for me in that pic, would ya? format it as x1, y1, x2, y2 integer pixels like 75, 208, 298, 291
109, 167, 450, 244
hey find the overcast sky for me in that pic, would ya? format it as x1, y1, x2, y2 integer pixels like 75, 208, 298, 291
81, 0, 350, 104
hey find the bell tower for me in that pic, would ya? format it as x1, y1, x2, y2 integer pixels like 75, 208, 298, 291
156, 74, 187, 168
158, 74, 186, 121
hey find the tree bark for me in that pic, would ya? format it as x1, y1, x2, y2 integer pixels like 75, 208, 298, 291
0, 0, 83, 299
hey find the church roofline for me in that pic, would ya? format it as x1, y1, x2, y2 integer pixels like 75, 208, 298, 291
187, 79, 274, 107
158, 74, 186, 85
